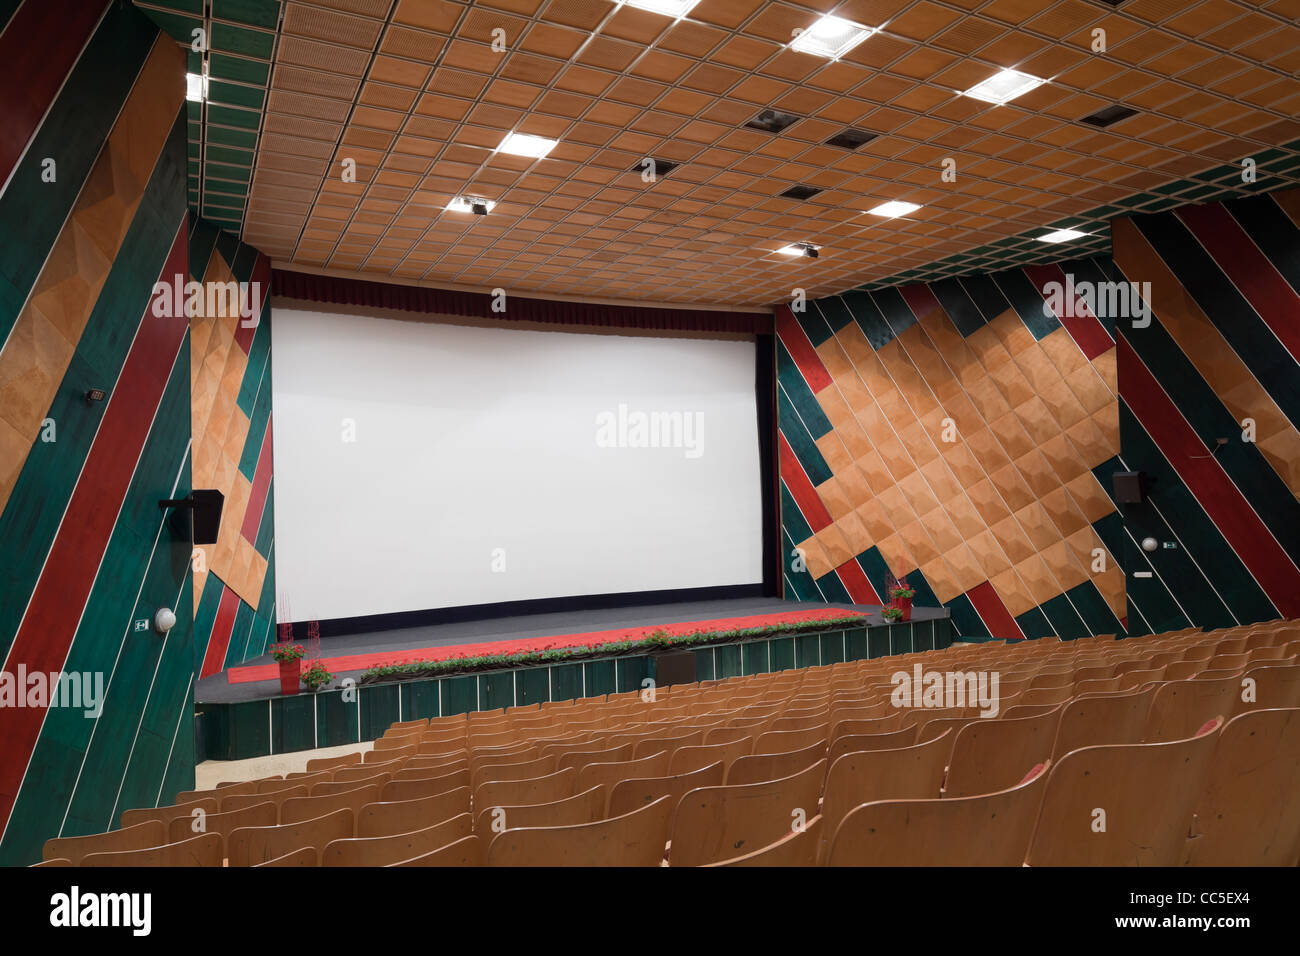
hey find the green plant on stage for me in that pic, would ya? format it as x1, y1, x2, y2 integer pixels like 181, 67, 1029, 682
881, 607, 905, 622
270, 642, 306, 663
300, 660, 333, 691
889, 587, 915, 600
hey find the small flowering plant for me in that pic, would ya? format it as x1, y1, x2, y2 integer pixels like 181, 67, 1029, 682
889, 587, 916, 600
300, 661, 333, 691
881, 606, 905, 622
270, 642, 306, 663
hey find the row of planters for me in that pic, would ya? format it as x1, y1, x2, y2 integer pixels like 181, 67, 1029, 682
270, 643, 334, 695
354, 614, 873, 687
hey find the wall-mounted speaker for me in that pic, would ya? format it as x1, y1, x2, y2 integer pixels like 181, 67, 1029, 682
652, 650, 696, 688
190, 489, 225, 545
1112, 471, 1145, 504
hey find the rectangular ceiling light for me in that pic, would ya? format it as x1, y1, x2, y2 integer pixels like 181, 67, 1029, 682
622, 0, 700, 16
744, 108, 801, 134
825, 127, 877, 150
499, 132, 557, 158
962, 68, 1044, 104
186, 73, 207, 103
1038, 229, 1091, 243
779, 185, 822, 201
790, 15, 875, 59
447, 197, 496, 214
1080, 104, 1139, 128
866, 200, 922, 218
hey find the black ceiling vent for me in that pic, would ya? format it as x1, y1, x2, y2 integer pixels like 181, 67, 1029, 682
631, 157, 679, 178
779, 184, 822, 201
745, 109, 801, 133
825, 128, 877, 149
1080, 104, 1138, 128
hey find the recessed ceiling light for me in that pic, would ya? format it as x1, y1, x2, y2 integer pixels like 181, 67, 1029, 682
1080, 104, 1138, 128
499, 132, 557, 158
447, 196, 496, 214
778, 243, 819, 259
630, 158, 679, 178
790, 15, 875, 59
825, 128, 877, 150
779, 185, 822, 201
622, 0, 700, 16
1038, 229, 1091, 243
744, 109, 802, 134
962, 68, 1044, 105
186, 73, 207, 103
866, 200, 922, 218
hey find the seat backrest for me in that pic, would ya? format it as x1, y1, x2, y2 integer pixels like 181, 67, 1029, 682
1184, 707, 1300, 866
829, 761, 1049, 866
220, 787, 308, 816
44, 820, 167, 866
669, 759, 827, 867
253, 846, 318, 867
473, 767, 576, 811
945, 707, 1063, 799
631, 729, 703, 760
474, 785, 606, 838
80, 832, 223, 867
1241, 662, 1300, 712
305, 752, 364, 773
752, 723, 828, 755
356, 787, 472, 838
1026, 717, 1223, 866
820, 730, 953, 854
167, 800, 277, 845
704, 815, 823, 867
119, 797, 219, 831
576, 751, 670, 794
471, 755, 558, 791
725, 740, 826, 786
486, 795, 673, 866
606, 761, 725, 818
228, 808, 356, 866
381, 769, 469, 803
826, 727, 918, 763
1145, 674, 1242, 742
668, 737, 752, 775
390, 834, 483, 867
1052, 684, 1157, 759
557, 743, 634, 774
322, 812, 474, 866
281, 784, 380, 826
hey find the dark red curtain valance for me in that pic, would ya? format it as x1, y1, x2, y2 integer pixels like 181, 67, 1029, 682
272, 269, 772, 334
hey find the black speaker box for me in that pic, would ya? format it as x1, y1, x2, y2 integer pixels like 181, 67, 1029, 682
652, 650, 696, 688
1112, 471, 1145, 504
190, 489, 225, 545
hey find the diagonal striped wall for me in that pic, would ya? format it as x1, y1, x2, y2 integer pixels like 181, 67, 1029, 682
0, 1, 195, 865
188, 217, 277, 679
1113, 187, 1300, 636
777, 260, 1126, 642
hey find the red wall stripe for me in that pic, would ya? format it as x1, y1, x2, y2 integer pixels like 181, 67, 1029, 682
779, 432, 832, 533
240, 415, 273, 542
0, 0, 107, 192
1118, 336, 1300, 616
776, 306, 832, 393
0, 218, 188, 834
233, 253, 271, 354
835, 559, 881, 604
965, 581, 1026, 641
1023, 263, 1114, 361
900, 283, 943, 323
1176, 203, 1300, 366
199, 585, 242, 680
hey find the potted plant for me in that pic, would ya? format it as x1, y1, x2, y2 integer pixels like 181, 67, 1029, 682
270, 642, 305, 695
881, 606, 904, 624
300, 660, 333, 693
888, 586, 916, 622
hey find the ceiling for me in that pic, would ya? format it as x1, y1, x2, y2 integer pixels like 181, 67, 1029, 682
138, 0, 1300, 307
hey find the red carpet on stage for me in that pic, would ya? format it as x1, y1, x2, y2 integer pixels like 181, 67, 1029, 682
226, 608, 867, 684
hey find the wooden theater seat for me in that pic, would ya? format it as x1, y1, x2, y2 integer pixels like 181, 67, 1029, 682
725, 740, 825, 786
391, 834, 483, 867
322, 813, 474, 866
827, 762, 1051, 866
474, 768, 576, 811
166, 801, 277, 848
606, 761, 725, 818
119, 796, 219, 831
705, 815, 823, 867
44, 820, 167, 866
473, 786, 606, 838
228, 808, 355, 866
280, 784, 380, 826
81, 832, 223, 867
944, 707, 1062, 799
1051, 684, 1158, 759
668, 759, 827, 867
486, 795, 673, 867
1025, 717, 1223, 866
356, 788, 472, 838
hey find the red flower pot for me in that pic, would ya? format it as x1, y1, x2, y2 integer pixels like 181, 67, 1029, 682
278, 659, 301, 695
891, 596, 913, 622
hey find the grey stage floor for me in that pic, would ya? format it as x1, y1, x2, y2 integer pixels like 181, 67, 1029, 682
196, 597, 949, 704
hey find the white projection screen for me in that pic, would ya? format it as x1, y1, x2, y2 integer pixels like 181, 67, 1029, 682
271, 307, 764, 623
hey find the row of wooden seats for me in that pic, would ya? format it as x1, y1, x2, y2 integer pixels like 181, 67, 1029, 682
38, 619, 1299, 866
